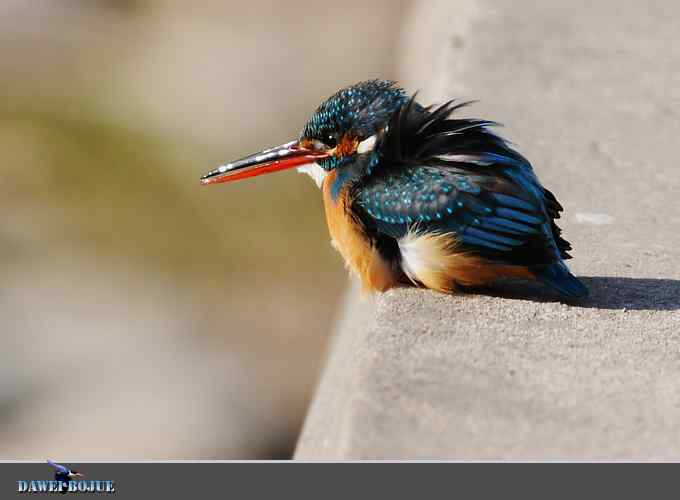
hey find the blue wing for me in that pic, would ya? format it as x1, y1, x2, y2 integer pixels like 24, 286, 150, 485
47, 460, 70, 475
350, 95, 585, 296
354, 160, 560, 265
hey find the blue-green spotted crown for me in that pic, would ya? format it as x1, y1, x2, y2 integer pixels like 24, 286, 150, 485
301, 80, 407, 142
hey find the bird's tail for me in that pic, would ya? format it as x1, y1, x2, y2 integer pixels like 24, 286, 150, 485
533, 261, 588, 298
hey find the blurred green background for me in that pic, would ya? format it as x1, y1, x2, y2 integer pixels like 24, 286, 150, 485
0, 0, 409, 458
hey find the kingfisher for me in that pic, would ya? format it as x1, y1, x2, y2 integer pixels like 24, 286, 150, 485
201, 80, 587, 298
47, 460, 83, 493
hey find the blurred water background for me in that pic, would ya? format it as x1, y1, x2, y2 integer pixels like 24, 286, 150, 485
0, 0, 413, 458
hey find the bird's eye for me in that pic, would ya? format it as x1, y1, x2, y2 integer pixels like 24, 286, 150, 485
324, 134, 337, 149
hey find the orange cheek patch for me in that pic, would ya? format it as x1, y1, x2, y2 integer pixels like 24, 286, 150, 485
336, 135, 359, 157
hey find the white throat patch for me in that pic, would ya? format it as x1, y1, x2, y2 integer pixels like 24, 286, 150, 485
297, 163, 327, 189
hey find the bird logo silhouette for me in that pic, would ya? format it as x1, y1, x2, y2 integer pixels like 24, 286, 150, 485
47, 460, 83, 494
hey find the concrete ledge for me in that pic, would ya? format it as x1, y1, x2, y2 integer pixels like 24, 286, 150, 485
296, 0, 680, 458
298, 280, 680, 458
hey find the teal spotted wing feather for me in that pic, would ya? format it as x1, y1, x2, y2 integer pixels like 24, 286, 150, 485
353, 164, 557, 264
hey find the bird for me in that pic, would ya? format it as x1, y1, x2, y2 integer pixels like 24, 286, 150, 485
201, 80, 587, 298
47, 460, 83, 493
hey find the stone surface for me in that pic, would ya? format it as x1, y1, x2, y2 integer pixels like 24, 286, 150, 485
296, 0, 680, 458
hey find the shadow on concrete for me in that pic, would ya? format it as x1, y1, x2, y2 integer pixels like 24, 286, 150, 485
578, 277, 680, 311
470, 277, 680, 311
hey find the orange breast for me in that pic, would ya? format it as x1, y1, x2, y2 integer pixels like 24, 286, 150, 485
321, 171, 398, 293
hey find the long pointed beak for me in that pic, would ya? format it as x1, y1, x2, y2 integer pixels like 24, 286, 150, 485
200, 140, 328, 185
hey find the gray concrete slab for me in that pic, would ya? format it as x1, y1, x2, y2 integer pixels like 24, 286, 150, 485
296, 0, 680, 458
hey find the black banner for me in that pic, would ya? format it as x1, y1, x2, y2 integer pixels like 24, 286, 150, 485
0, 461, 673, 498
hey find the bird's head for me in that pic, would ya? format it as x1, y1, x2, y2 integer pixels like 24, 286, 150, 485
201, 80, 407, 189
68, 470, 83, 479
